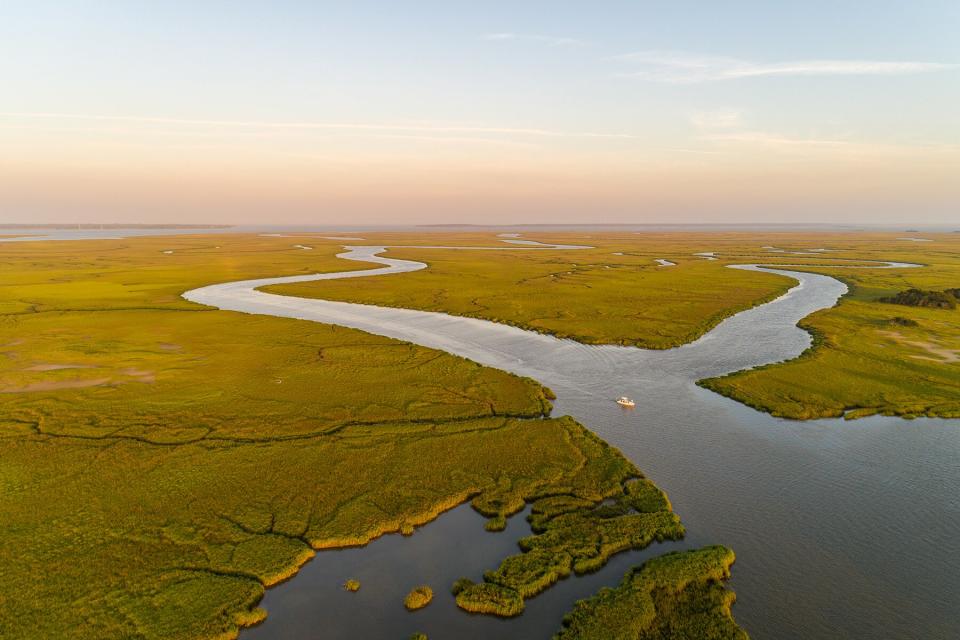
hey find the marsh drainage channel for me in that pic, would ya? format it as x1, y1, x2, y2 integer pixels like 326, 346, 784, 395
183, 244, 960, 640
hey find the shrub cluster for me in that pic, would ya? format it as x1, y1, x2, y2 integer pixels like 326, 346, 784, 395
879, 288, 959, 309
888, 316, 919, 327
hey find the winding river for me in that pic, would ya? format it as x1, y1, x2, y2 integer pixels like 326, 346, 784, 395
179, 242, 959, 640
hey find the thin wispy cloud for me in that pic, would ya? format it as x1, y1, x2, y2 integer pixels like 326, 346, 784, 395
700, 131, 850, 147
685, 107, 852, 149
0, 112, 634, 140
698, 130, 959, 154
689, 109, 744, 130
615, 51, 956, 83
482, 32, 583, 47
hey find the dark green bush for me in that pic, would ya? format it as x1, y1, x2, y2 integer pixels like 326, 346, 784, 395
880, 288, 956, 309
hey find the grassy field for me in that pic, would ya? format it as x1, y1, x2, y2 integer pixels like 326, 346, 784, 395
266, 230, 960, 420
266, 232, 796, 349
554, 546, 746, 640
0, 233, 720, 639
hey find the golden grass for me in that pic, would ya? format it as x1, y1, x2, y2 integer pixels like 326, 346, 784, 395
403, 586, 434, 610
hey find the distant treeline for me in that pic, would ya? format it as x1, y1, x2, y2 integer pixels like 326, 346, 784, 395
880, 288, 960, 309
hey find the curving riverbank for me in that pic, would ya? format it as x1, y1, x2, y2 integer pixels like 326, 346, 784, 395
183, 243, 960, 640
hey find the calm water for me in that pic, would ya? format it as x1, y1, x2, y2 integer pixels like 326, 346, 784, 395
183, 248, 960, 639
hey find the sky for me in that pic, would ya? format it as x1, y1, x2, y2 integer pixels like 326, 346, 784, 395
1, 1, 958, 225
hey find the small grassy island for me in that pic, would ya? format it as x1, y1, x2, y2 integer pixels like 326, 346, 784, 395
453, 478, 683, 616
404, 586, 434, 610
554, 546, 746, 640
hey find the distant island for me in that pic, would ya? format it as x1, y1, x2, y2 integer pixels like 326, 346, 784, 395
0, 223, 232, 229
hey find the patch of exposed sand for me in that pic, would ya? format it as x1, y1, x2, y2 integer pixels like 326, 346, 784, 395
877, 330, 960, 363
121, 368, 156, 382
1, 378, 112, 393
24, 363, 93, 371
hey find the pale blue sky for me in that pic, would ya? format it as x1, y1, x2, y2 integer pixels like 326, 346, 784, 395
1, 1, 957, 224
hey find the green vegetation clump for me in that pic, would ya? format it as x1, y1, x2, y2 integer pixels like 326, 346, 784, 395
624, 478, 672, 513
554, 545, 747, 640
888, 316, 919, 327
454, 581, 525, 616
455, 468, 683, 616
404, 586, 434, 610
880, 288, 958, 309
410, 634, 428, 640
344, 579, 361, 592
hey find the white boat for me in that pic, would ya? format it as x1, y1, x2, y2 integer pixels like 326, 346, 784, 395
616, 396, 635, 408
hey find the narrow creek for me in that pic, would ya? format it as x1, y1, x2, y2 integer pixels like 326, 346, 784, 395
181, 245, 960, 640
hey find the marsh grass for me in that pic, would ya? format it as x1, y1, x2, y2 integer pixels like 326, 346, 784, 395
554, 545, 747, 639
265, 233, 795, 350
455, 466, 683, 616
404, 586, 434, 610
454, 582, 526, 616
